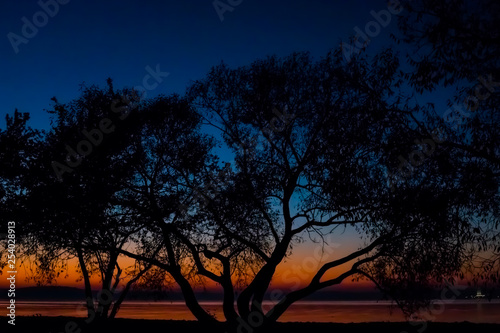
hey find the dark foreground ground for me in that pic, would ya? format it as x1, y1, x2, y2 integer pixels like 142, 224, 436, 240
2, 317, 500, 333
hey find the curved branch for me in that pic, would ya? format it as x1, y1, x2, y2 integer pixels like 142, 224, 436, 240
267, 252, 382, 322
311, 234, 386, 285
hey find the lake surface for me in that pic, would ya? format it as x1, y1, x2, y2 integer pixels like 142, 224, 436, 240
4, 300, 500, 323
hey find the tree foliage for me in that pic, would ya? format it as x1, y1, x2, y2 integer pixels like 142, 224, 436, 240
395, 0, 500, 288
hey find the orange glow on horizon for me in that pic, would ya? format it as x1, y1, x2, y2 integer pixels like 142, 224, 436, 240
0, 237, 374, 293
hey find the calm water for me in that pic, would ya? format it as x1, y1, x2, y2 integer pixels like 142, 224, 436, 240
4, 300, 500, 323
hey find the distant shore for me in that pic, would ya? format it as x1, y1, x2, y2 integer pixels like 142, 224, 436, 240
2, 317, 500, 333
3, 299, 500, 323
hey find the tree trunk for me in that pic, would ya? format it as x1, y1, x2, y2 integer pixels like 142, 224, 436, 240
237, 236, 291, 318
171, 267, 218, 323
97, 253, 119, 320
76, 248, 96, 319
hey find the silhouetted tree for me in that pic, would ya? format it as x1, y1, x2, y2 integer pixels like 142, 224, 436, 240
14, 81, 160, 321
395, 0, 500, 288
395, 0, 499, 91
115, 94, 221, 323
174, 49, 486, 331
0, 111, 42, 275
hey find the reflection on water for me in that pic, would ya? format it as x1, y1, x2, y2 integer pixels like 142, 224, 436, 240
3, 300, 500, 323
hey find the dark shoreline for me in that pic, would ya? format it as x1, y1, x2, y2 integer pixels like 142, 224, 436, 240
2, 317, 500, 333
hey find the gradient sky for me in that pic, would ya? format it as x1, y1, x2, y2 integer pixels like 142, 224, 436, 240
0, 0, 421, 290
0, 0, 405, 130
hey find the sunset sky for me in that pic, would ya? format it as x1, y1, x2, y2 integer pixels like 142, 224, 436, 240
1, 225, 372, 291
0, 0, 399, 292
0, 0, 465, 298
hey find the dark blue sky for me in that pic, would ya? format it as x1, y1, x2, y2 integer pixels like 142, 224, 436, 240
0, 0, 404, 130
